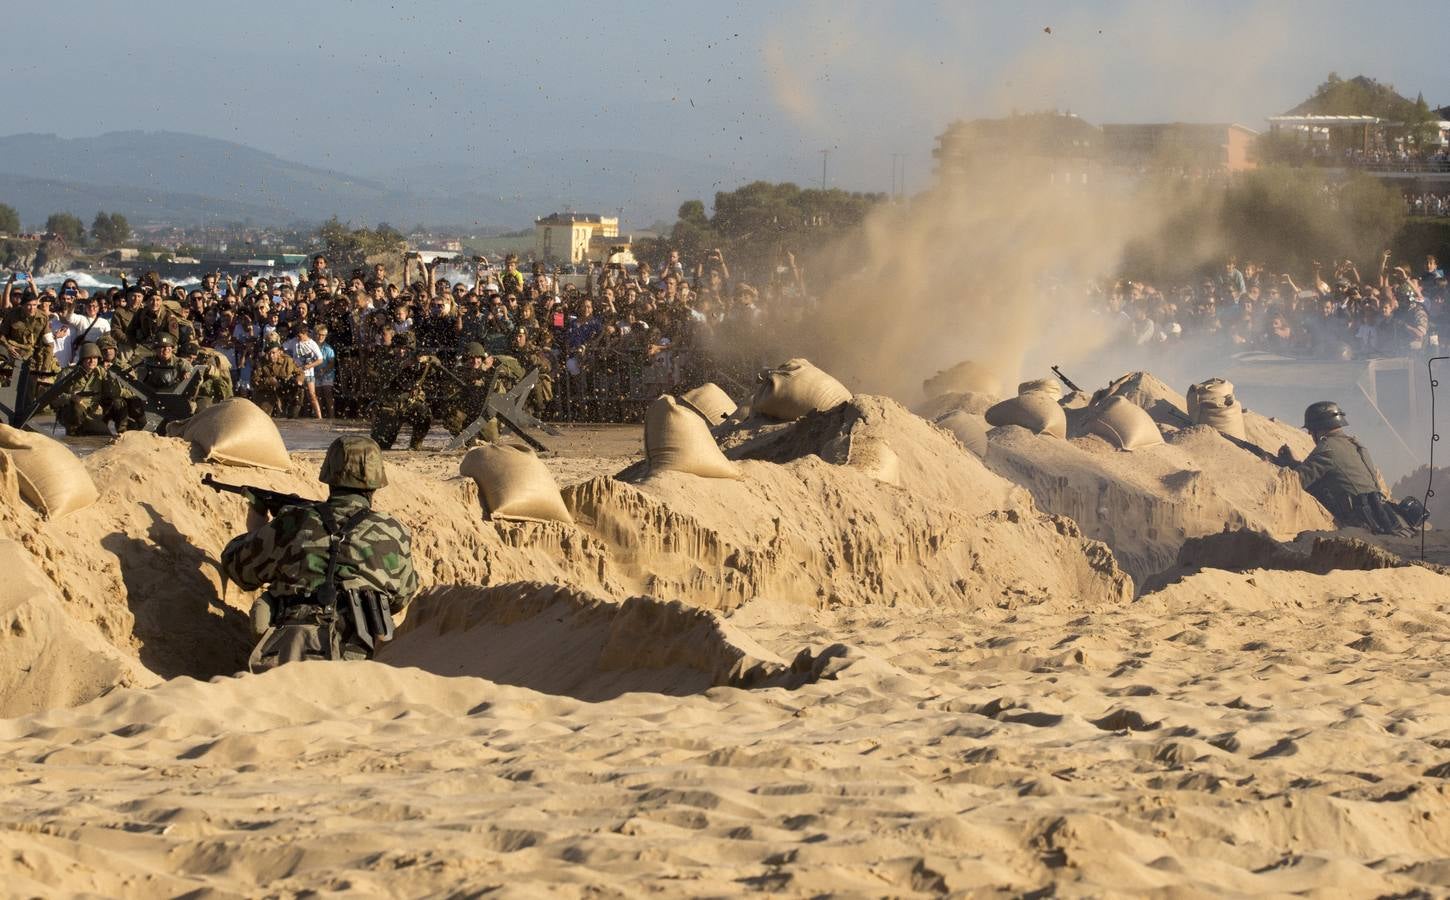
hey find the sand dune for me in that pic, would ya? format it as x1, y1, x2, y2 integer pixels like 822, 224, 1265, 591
2, 378, 1450, 895
2, 562, 1447, 895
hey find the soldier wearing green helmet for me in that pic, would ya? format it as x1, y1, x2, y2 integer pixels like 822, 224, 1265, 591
439, 341, 505, 444
53, 342, 136, 435
221, 436, 417, 670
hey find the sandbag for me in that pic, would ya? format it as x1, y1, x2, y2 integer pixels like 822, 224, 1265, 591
0, 424, 98, 518
923, 360, 1002, 399
459, 443, 573, 524
936, 410, 988, 458
1017, 379, 1063, 401
678, 383, 738, 426
169, 398, 291, 470
1085, 396, 1164, 451
1187, 378, 1246, 440
645, 396, 742, 479
1059, 390, 1091, 410
752, 358, 852, 421
985, 393, 1067, 439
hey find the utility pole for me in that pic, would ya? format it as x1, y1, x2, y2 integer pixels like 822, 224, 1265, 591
820, 149, 830, 190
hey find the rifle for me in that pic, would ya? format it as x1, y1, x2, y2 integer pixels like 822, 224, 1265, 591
1051, 365, 1082, 394
202, 473, 310, 515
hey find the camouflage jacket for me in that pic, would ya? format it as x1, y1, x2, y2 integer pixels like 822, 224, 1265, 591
221, 492, 418, 611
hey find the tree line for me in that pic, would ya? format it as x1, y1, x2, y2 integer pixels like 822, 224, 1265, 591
0, 204, 131, 247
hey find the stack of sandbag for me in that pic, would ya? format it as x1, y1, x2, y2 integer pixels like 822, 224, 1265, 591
1017, 378, 1064, 401
985, 385, 1067, 439
753, 359, 852, 421
1187, 378, 1246, 440
935, 409, 989, 459
0, 424, 98, 518
459, 443, 573, 524
678, 383, 738, 426
645, 395, 742, 479
1084, 396, 1165, 451
167, 398, 291, 470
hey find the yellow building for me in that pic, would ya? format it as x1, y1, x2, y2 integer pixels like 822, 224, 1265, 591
535, 212, 619, 264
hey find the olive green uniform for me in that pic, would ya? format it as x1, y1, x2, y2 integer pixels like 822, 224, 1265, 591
188, 349, 234, 412
252, 353, 303, 417
54, 367, 134, 435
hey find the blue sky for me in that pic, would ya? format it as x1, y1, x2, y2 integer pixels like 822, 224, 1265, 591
10, 0, 1448, 194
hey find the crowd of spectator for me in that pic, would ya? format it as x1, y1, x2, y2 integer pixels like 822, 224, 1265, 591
1096, 251, 1448, 362
1406, 192, 1450, 217
1, 247, 816, 424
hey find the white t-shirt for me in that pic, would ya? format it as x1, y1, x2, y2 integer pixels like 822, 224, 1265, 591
285, 337, 323, 381
52, 313, 113, 366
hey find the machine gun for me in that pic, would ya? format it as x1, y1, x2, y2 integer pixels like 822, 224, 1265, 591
1050, 365, 1082, 394
110, 363, 209, 432
439, 365, 561, 453
202, 473, 311, 515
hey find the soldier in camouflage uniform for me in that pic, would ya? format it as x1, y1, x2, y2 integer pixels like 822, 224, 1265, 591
221, 436, 418, 671
53, 342, 135, 435
251, 337, 304, 417
369, 330, 437, 450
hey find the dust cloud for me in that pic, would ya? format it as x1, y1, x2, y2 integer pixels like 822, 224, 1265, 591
758, 3, 1301, 401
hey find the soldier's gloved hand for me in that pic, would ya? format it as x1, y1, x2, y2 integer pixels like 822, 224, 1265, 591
1275, 444, 1296, 466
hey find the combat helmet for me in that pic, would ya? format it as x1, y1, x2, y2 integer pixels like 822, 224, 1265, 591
1303, 401, 1348, 433
154, 333, 176, 349
462, 341, 488, 359
319, 436, 388, 490
78, 342, 101, 361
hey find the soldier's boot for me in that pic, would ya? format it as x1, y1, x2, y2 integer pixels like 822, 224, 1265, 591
407, 413, 431, 451
118, 397, 147, 433
371, 410, 402, 450
55, 399, 79, 435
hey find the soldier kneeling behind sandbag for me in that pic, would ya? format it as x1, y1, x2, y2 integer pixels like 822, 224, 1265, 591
220, 436, 418, 672
1277, 401, 1427, 536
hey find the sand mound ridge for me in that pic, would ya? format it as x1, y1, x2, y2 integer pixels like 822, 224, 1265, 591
2, 559, 1448, 896
0, 396, 1130, 711
986, 422, 1334, 587
383, 582, 852, 699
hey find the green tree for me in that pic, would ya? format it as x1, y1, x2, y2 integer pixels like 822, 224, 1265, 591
0, 203, 18, 235
91, 210, 131, 246
46, 212, 85, 245
315, 216, 406, 273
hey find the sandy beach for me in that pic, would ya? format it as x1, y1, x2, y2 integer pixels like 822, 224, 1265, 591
2, 387, 1449, 897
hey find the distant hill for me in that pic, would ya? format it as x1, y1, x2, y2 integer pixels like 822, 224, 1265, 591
0, 172, 289, 227
0, 131, 744, 230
